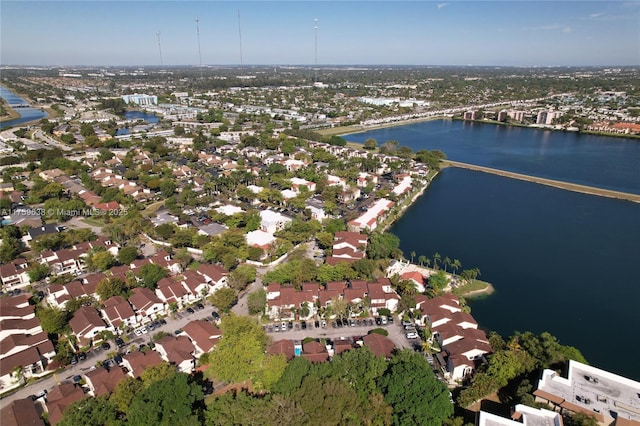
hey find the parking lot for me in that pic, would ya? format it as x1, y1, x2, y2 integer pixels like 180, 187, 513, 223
262, 316, 422, 352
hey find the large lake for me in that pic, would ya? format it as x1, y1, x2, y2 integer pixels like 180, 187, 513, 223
346, 121, 640, 380
345, 119, 640, 195
0, 86, 48, 129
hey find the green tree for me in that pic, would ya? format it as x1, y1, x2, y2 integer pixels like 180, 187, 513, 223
432, 252, 441, 270
117, 246, 139, 265
90, 250, 116, 272
363, 138, 378, 150
378, 350, 453, 425
227, 265, 256, 291
111, 377, 144, 414
330, 347, 387, 401
37, 307, 69, 334
137, 263, 168, 289
127, 371, 203, 426
96, 277, 127, 301
247, 289, 267, 315
0, 236, 20, 263
27, 262, 50, 282
58, 395, 121, 426
429, 270, 449, 292
367, 232, 401, 260
208, 287, 238, 313
207, 315, 286, 392
205, 390, 271, 426
159, 180, 176, 198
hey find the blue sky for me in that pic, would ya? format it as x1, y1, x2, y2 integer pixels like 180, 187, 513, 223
1, 1, 639, 66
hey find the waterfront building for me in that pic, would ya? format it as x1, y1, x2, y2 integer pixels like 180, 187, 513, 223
534, 360, 640, 424
121, 93, 158, 106
507, 110, 526, 122
536, 110, 562, 125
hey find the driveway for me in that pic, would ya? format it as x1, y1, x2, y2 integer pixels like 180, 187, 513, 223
66, 216, 105, 236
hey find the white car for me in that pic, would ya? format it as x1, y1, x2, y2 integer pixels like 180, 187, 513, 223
134, 328, 142, 336
381, 316, 388, 325
406, 331, 419, 339
140, 326, 148, 334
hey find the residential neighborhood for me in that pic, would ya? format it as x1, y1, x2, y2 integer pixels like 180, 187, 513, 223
1, 64, 639, 425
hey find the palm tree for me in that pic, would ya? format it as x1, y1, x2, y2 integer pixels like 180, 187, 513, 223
444, 257, 451, 273
418, 255, 427, 267
410, 251, 416, 264
452, 259, 461, 276
433, 253, 441, 270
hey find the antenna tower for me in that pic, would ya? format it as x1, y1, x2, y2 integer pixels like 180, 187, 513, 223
238, 10, 244, 73
314, 18, 318, 82
156, 32, 164, 66
195, 17, 203, 78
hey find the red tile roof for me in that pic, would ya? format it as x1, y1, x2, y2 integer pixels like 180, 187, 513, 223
362, 333, 395, 358
267, 339, 295, 361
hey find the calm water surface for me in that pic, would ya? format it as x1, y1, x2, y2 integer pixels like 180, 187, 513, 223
390, 168, 640, 380
345, 119, 640, 195
346, 121, 640, 379
0, 86, 48, 129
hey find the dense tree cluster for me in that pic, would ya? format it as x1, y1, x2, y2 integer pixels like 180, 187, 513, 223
457, 331, 587, 408
58, 364, 204, 426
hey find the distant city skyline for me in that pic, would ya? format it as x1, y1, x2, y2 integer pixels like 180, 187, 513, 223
1, 1, 639, 67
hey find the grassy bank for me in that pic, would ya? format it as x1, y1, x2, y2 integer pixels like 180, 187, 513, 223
0, 105, 21, 123
453, 279, 495, 298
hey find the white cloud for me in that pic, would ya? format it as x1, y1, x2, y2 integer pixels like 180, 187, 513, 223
437, 3, 448, 10
589, 13, 603, 18
562, 27, 572, 33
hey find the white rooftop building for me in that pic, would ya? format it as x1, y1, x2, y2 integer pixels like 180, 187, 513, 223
478, 405, 563, 426
122, 94, 158, 106
215, 205, 244, 216
534, 360, 640, 424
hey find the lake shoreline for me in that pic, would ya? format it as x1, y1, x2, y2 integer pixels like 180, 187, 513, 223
322, 115, 640, 142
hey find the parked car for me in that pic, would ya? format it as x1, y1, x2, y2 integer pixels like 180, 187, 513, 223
314, 320, 320, 328
159, 318, 167, 326
281, 321, 287, 330
33, 389, 47, 400
375, 317, 382, 326
381, 316, 388, 325
196, 303, 205, 310
70, 355, 78, 365
174, 329, 183, 335
211, 311, 220, 320
349, 319, 356, 327
140, 326, 148, 334
134, 328, 142, 336
321, 320, 326, 328
101, 342, 111, 350
274, 324, 280, 332
186, 307, 195, 314
301, 321, 307, 330
77, 352, 87, 361
406, 331, 419, 339
115, 338, 125, 348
